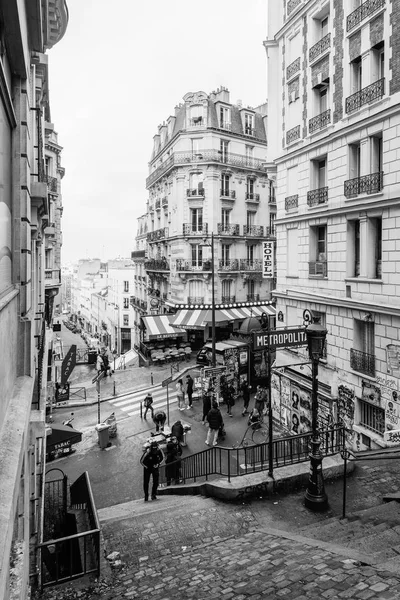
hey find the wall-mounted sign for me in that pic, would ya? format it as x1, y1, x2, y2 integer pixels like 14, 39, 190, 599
262, 241, 274, 279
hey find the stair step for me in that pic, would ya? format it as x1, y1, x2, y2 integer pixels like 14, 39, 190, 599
98, 495, 213, 523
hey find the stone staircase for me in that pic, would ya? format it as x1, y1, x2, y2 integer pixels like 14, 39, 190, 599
295, 500, 400, 571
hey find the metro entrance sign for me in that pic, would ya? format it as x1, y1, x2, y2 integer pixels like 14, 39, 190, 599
252, 327, 307, 351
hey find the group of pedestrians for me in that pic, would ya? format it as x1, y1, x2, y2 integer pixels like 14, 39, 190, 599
175, 374, 194, 410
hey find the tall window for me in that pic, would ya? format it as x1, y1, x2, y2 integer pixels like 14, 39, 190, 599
287, 228, 299, 276
190, 105, 203, 125
191, 138, 203, 157
221, 208, 230, 229
311, 158, 327, 189
45, 249, 52, 269
246, 178, 255, 198
221, 174, 230, 196
220, 139, 229, 163
244, 113, 254, 135
370, 134, 382, 173
319, 87, 328, 113
221, 279, 232, 301
352, 319, 375, 377
220, 106, 231, 129
348, 217, 382, 279
354, 219, 360, 276
189, 279, 203, 302
309, 225, 327, 276
247, 211, 255, 229
191, 244, 203, 267
349, 143, 361, 180
221, 244, 230, 266
189, 172, 204, 194
245, 145, 254, 166
191, 208, 203, 232
247, 244, 254, 263
123, 297, 129, 309
320, 16, 329, 38
371, 42, 384, 82
350, 56, 362, 93
247, 280, 255, 299
124, 280, 129, 292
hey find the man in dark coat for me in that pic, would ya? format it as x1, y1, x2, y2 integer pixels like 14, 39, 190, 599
153, 410, 167, 432
205, 401, 223, 446
140, 441, 164, 501
241, 382, 251, 416
165, 436, 183, 486
201, 393, 212, 425
171, 420, 184, 444
186, 374, 194, 408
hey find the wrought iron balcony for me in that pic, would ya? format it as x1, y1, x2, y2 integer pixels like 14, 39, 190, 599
144, 259, 170, 271
287, 0, 302, 15
187, 296, 205, 305
243, 225, 264, 237
345, 78, 384, 114
286, 125, 301, 145
176, 260, 210, 272
309, 109, 331, 134
344, 172, 383, 197
220, 189, 236, 199
221, 295, 236, 304
240, 259, 263, 271
187, 187, 205, 197
309, 33, 331, 62
147, 227, 169, 242
131, 250, 146, 260
45, 268, 61, 284
217, 223, 240, 235
266, 226, 276, 237
247, 294, 260, 302
350, 348, 375, 377
307, 187, 328, 207
308, 261, 327, 277
218, 259, 239, 271
189, 117, 206, 127
287, 57, 301, 80
285, 194, 298, 211
245, 193, 260, 202
182, 223, 208, 236
347, 0, 385, 32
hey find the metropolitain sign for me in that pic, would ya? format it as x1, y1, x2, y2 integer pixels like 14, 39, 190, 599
252, 327, 307, 351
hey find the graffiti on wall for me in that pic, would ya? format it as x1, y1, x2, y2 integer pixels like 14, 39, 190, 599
337, 384, 355, 442
386, 344, 400, 378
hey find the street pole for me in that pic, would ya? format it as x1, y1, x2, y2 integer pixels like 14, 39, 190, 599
96, 378, 101, 424
211, 231, 216, 368
166, 383, 170, 426
267, 325, 273, 478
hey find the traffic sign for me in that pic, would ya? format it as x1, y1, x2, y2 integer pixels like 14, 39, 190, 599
252, 327, 307, 351
92, 371, 105, 384
162, 376, 173, 387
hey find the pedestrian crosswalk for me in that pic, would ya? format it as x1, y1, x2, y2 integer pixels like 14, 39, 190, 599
108, 386, 179, 417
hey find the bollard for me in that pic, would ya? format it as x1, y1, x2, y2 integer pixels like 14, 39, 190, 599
140, 402, 143, 419
151, 371, 154, 386
113, 381, 116, 397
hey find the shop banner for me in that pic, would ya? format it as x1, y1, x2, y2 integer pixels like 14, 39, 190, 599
61, 344, 76, 385
262, 241, 274, 279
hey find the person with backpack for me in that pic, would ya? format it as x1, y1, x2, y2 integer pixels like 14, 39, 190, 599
140, 441, 164, 501
143, 393, 154, 419
205, 401, 223, 447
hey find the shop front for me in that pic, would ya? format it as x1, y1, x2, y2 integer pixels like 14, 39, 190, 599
139, 314, 187, 359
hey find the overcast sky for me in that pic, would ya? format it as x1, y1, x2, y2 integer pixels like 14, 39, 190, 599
49, 0, 268, 264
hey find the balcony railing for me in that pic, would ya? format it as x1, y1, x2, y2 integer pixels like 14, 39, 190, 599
45, 268, 61, 283
350, 348, 375, 377
308, 261, 327, 277
307, 187, 328, 207
266, 226, 276, 236
347, 0, 385, 32
247, 294, 260, 302
309, 33, 331, 62
187, 187, 205, 197
147, 227, 169, 242
221, 295, 236, 304
287, 57, 301, 80
218, 259, 239, 271
245, 193, 260, 202
176, 260, 210, 272
285, 194, 298, 211
217, 223, 240, 235
131, 250, 146, 259
345, 78, 384, 114
243, 225, 264, 237
286, 125, 301, 145
309, 109, 331, 134
146, 150, 268, 188
187, 296, 205, 304
182, 223, 208, 236
344, 172, 383, 197
189, 117, 206, 127
220, 189, 236, 199
240, 259, 263, 271
144, 259, 170, 271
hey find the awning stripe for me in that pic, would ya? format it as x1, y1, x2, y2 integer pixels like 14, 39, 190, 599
141, 315, 185, 340
170, 305, 275, 330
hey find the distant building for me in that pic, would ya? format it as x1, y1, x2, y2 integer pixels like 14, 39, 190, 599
133, 87, 276, 349
265, 0, 400, 449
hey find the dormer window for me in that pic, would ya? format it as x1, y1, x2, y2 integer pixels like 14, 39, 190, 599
244, 113, 255, 136
220, 106, 231, 130
190, 105, 203, 126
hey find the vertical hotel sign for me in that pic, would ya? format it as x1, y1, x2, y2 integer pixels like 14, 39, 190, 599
263, 241, 274, 278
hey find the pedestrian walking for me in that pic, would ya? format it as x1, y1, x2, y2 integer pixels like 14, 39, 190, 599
241, 381, 251, 416
201, 393, 212, 425
176, 379, 185, 410
153, 410, 167, 432
140, 441, 164, 501
254, 386, 267, 422
165, 436, 183, 486
143, 392, 154, 419
225, 383, 235, 417
96, 352, 103, 375
205, 401, 223, 447
186, 374, 194, 408
171, 420, 184, 444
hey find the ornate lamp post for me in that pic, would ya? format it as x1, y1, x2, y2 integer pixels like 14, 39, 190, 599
304, 318, 329, 512
202, 232, 216, 367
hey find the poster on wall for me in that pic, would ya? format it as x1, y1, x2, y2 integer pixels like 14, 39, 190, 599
385, 396, 400, 432
271, 373, 281, 421
281, 376, 291, 409
299, 389, 312, 433
386, 344, 400, 378
337, 383, 355, 434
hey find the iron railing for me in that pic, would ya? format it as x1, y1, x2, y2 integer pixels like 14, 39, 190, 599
131, 249, 146, 259
245, 193, 260, 202
183, 223, 208, 236
176, 260, 210, 271
220, 189, 236, 199
309, 33, 331, 62
309, 261, 328, 277
159, 426, 345, 485
344, 172, 383, 197
285, 194, 298, 210
187, 187, 205, 197
286, 125, 301, 145
307, 187, 328, 206
309, 109, 331, 134
217, 223, 240, 235
240, 259, 263, 271
189, 117, 206, 127
187, 296, 205, 304
345, 78, 384, 113
347, 0, 385, 32
147, 227, 169, 242
221, 295, 236, 303
218, 259, 239, 271
286, 57, 301, 79
45, 269, 61, 282
144, 259, 170, 271
146, 150, 268, 187
350, 348, 375, 377
243, 225, 264, 237
247, 294, 260, 302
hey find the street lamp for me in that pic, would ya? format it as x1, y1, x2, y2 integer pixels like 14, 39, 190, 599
304, 318, 329, 512
202, 232, 216, 367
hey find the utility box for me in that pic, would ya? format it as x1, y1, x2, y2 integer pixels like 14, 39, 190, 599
95, 423, 110, 449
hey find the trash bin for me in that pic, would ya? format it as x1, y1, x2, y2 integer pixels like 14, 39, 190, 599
95, 423, 110, 449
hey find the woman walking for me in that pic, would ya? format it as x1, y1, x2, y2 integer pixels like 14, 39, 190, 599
176, 378, 185, 410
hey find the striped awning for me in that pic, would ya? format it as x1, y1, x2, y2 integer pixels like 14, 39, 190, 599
141, 315, 185, 340
170, 304, 275, 330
